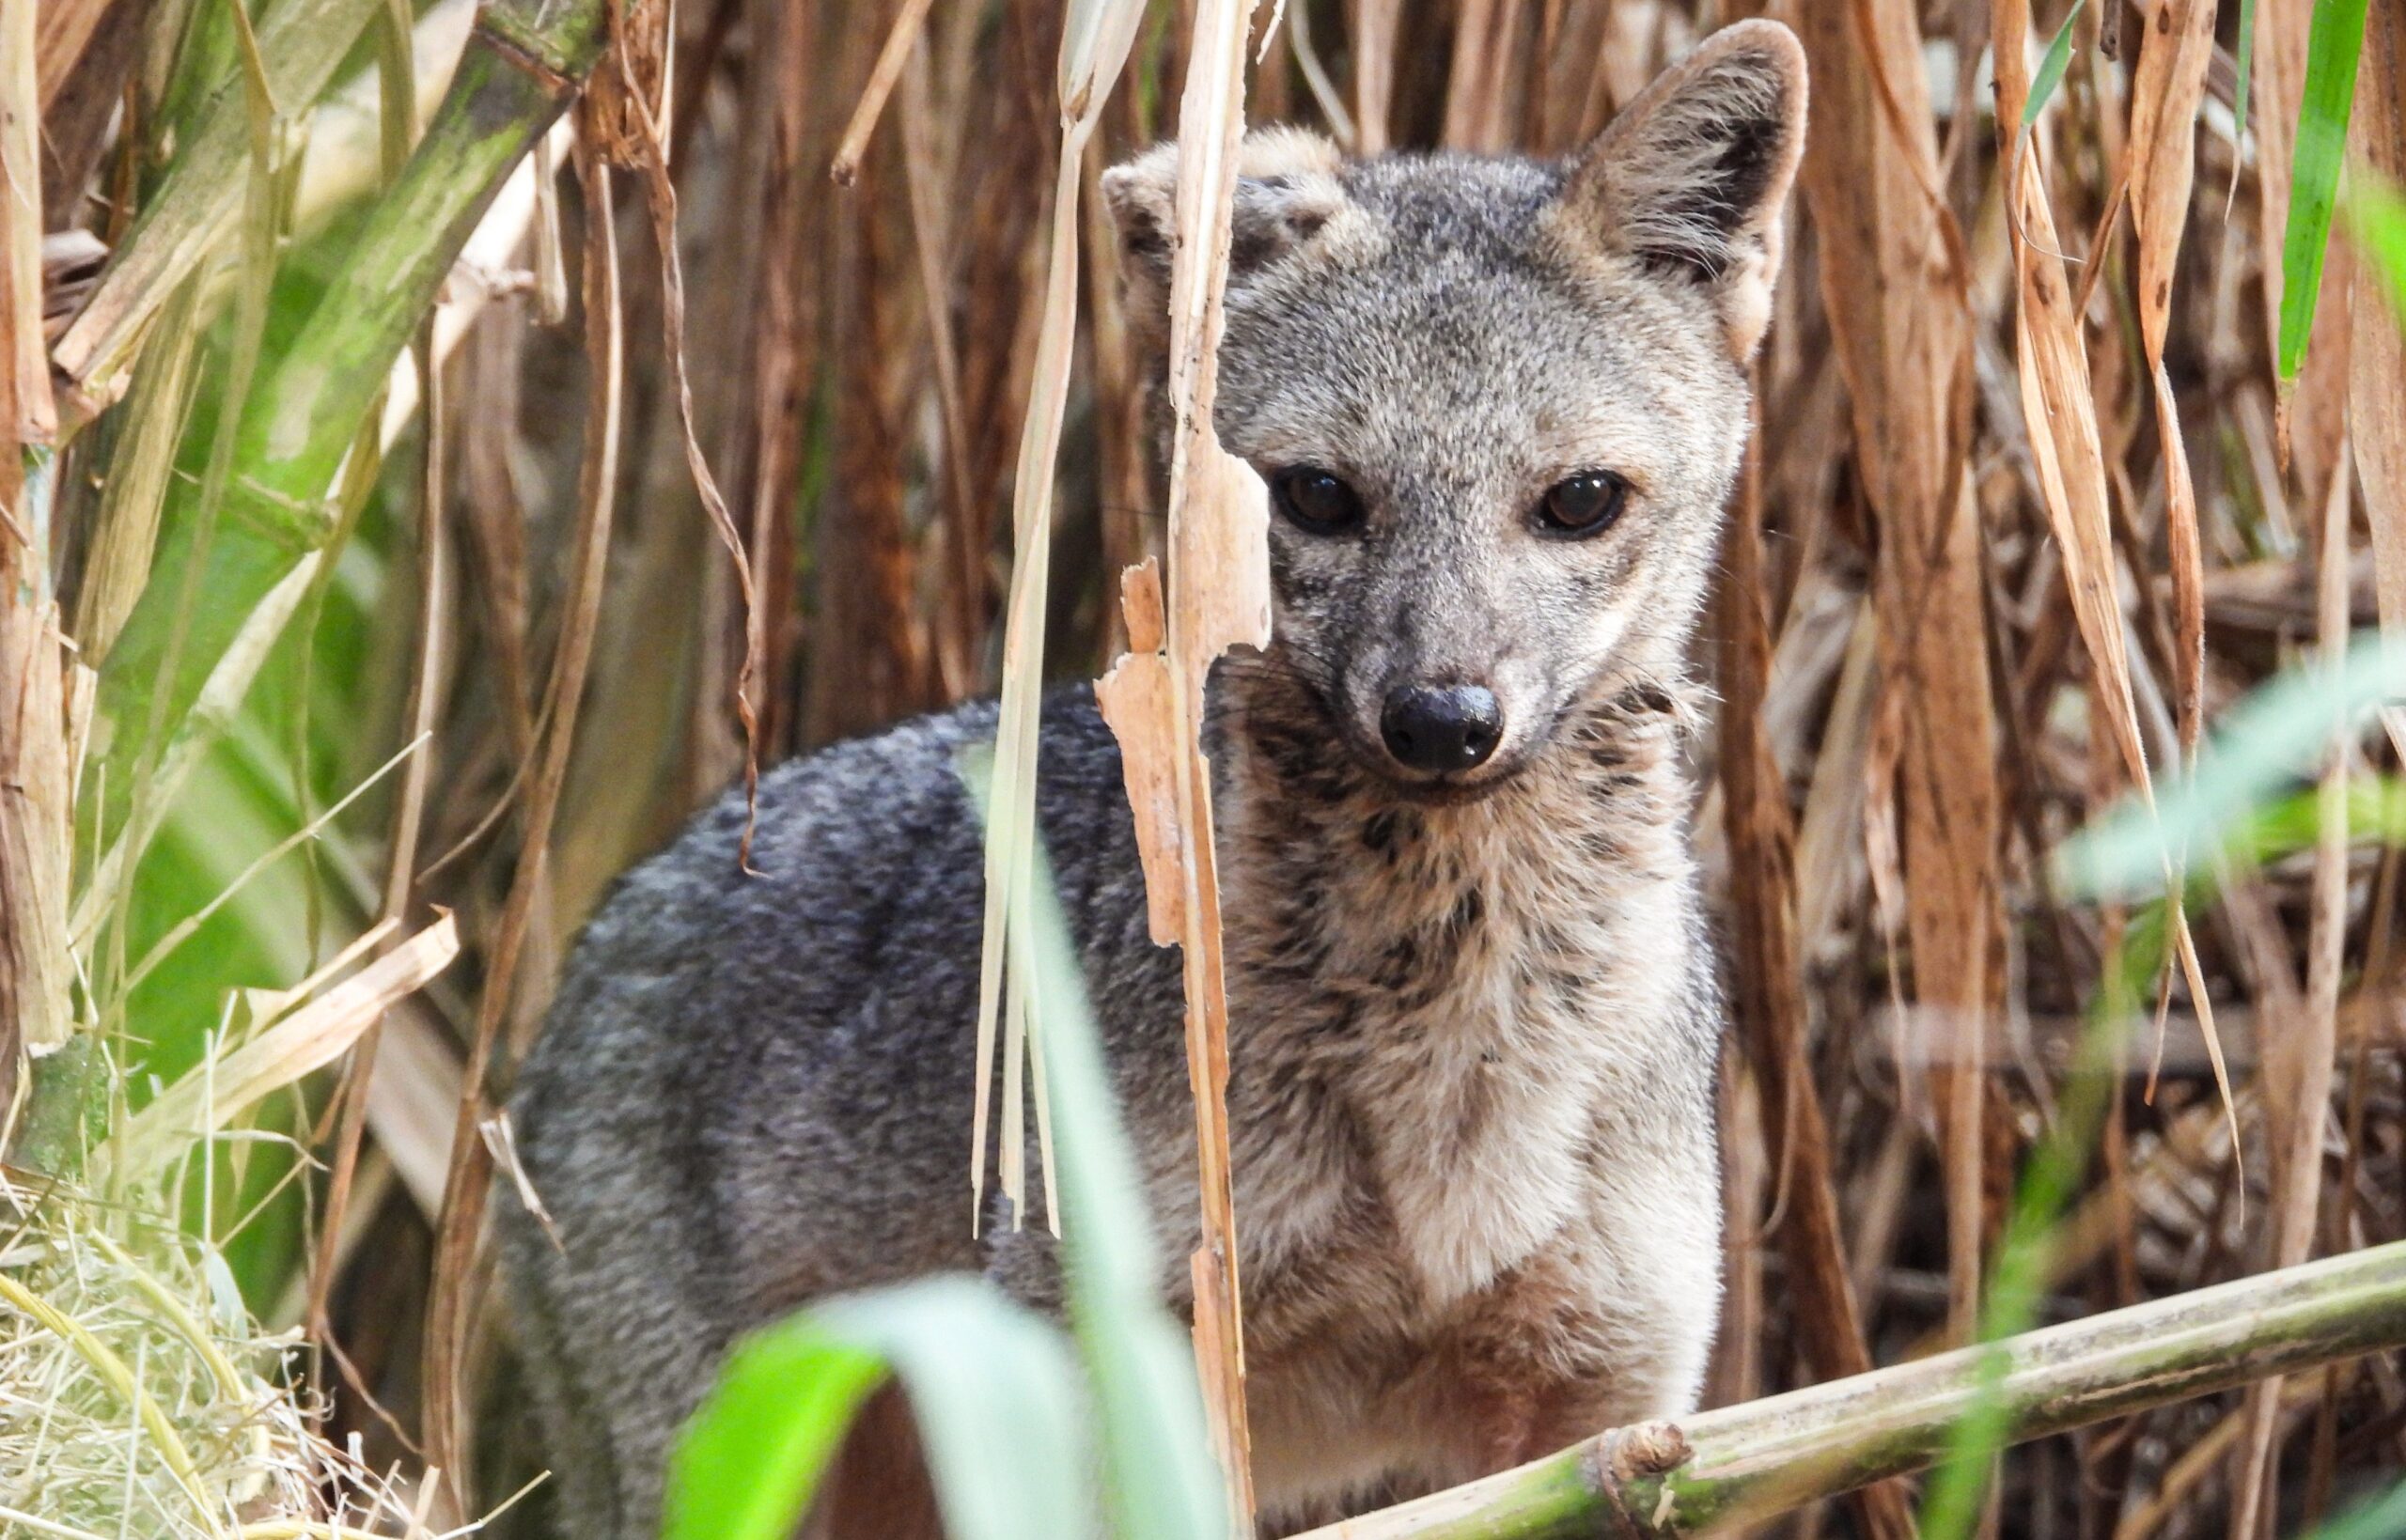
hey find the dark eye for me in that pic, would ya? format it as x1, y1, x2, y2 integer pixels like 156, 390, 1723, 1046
1270, 467, 1367, 534
1537, 472, 1629, 537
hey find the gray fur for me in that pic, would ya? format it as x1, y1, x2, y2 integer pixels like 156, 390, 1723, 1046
499, 21, 1806, 1537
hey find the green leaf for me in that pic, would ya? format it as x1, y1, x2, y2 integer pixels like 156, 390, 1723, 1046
2233, 0, 2260, 152
2304, 1477, 2406, 1540
2347, 176, 2406, 320
1019, 856, 1228, 1540
2057, 631, 2406, 898
664, 1277, 1096, 1540
666, 773, 1226, 1540
963, 745, 1230, 1540
1918, 908, 2165, 1538
2276, 0, 2372, 382
2023, 3, 2083, 131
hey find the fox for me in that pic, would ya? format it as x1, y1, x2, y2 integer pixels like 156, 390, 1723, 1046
497, 19, 1807, 1538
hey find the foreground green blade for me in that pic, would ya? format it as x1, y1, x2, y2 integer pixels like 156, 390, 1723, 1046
2023, 3, 2081, 130
2057, 632, 2406, 898
664, 778, 1226, 1540
665, 1277, 1094, 1540
2276, 0, 2371, 382
2352, 178, 2406, 316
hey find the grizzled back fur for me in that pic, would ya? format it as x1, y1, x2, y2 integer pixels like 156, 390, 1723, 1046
499, 21, 1805, 1540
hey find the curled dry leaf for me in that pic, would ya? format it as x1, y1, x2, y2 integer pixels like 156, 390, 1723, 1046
1091, 0, 1273, 1521
1094, 559, 1186, 946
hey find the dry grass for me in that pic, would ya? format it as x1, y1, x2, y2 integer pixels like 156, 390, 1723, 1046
11, 0, 2406, 1535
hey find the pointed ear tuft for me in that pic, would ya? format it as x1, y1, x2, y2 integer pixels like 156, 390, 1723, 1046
1101, 128, 1347, 343
1559, 18, 1807, 356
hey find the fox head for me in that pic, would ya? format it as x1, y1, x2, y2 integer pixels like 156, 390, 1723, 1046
1104, 20, 1806, 798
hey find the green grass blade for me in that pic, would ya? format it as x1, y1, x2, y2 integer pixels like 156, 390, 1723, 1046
1017, 830, 1228, 1540
2348, 176, 2406, 317
2023, 3, 2083, 130
963, 745, 1231, 1540
2057, 631, 2406, 898
2276, 0, 2371, 383
2304, 1478, 2406, 1540
1918, 910, 2164, 1538
667, 774, 1223, 1540
665, 1277, 1095, 1540
2233, 0, 2260, 152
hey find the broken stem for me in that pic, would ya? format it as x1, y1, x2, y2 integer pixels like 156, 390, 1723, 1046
1294, 1239, 2406, 1540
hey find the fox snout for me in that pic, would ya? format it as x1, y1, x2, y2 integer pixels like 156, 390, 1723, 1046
1379, 683, 1504, 775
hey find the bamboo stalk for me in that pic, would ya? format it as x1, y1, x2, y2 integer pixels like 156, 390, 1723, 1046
51, 0, 396, 396
85, 0, 607, 848
1293, 1240, 2406, 1540
0, 0, 71, 1106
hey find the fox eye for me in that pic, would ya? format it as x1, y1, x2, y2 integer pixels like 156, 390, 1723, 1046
1537, 472, 1629, 537
1270, 467, 1367, 534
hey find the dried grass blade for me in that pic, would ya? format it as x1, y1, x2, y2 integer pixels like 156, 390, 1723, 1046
2351, 9, 2406, 756
1800, 12, 1993, 1499
110, 915, 461, 1182
619, 86, 764, 866
2008, 145, 2148, 786
117, 733, 427, 998
1350, 0, 1398, 154
829, 0, 938, 185
972, 140, 1086, 1235
314, 314, 447, 1333
2125, 0, 2213, 751
1713, 393, 1894, 1530
421, 136, 623, 1515
0, 0, 71, 1085
2115, 0, 2233, 1141
967, 0, 1145, 1234
1142, 0, 1275, 1522
2, 0, 53, 448
70, 278, 204, 667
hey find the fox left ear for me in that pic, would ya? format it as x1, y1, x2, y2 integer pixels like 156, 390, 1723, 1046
1556, 19, 1807, 359
1101, 127, 1349, 351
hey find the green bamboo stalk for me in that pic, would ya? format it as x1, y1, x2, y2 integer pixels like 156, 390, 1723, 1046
1293, 1240, 2406, 1540
85, 0, 606, 837
53, 0, 393, 393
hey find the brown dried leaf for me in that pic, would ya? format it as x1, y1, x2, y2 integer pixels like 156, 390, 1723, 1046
1094, 560, 1186, 945
1802, 0, 1992, 1397
1090, 0, 1272, 1520
2353, 2, 2406, 716
2124, 0, 2212, 754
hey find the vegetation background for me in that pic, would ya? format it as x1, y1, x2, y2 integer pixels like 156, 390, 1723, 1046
6, 0, 2406, 1535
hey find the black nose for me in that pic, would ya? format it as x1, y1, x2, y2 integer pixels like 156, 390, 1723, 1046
1380, 685, 1504, 773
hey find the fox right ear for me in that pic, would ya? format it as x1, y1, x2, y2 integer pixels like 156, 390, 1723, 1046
1556, 19, 1807, 359
1101, 127, 1348, 344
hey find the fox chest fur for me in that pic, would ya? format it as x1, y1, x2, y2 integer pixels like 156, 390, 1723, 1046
1097, 677, 1727, 1507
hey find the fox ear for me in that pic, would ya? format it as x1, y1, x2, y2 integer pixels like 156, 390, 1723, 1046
1101, 127, 1348, 343
1558, 18, 1807, 358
